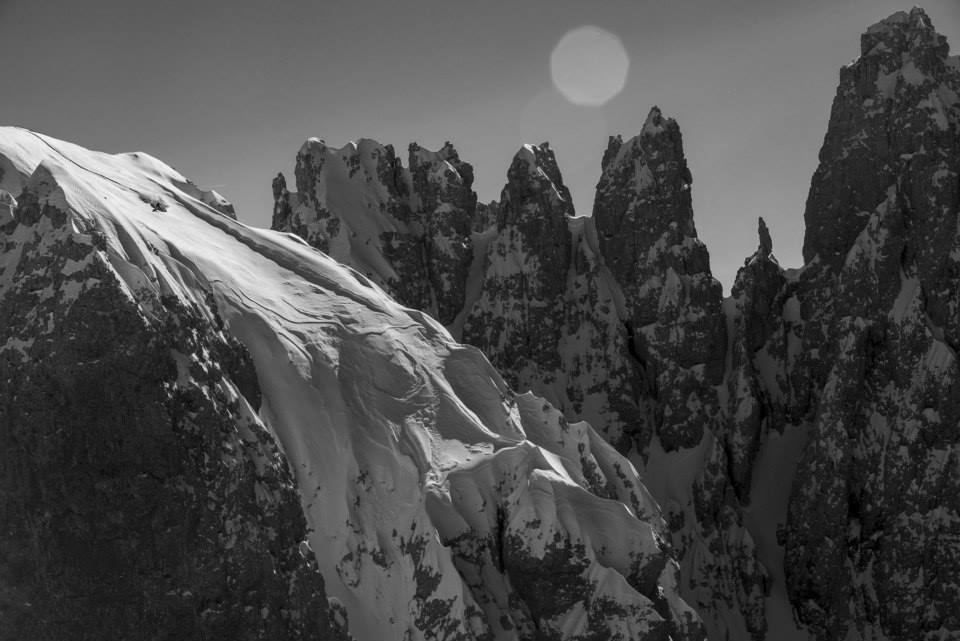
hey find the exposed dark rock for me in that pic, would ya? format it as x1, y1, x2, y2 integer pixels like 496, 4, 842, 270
592, 106, 727, 452
802, 8, 960, 274
272, 138, 476, 325
724, 222, 788, 499
407, 142, 476, 324
758, 217, 773, 259
774, 9, 960, 640
463, 143, 574, 388
0, 174, 350, 641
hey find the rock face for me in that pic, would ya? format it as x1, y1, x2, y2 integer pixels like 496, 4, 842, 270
803, 8, 960, 271
1, 128, 703, 640
0, 138, 348, 641
592, 107, 727, 453
272, 138, 475, 326
724, 218, 788, 500
589, 114, 767, 641
780, 9, 960, 640
711, 9, 960, 641
463, 143, 574, 392
459, 142, 653, 468
460, 144, 647, 456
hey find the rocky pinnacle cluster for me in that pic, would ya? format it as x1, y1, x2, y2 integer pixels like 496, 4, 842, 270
273, 8, 960, 640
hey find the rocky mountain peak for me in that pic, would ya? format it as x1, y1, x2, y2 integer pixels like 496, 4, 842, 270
462, 142, 575, 390
857, 7, 956, 107
757, 216, 773, 259
407, 140, 476, 212
292, 137, 400, 215
802, 7, 959, 268
591, 112, 727, 457
861, 7, 947, 63
599, 134, 621, 171
408, 139, 462, 169
271, 136, 479, 325
640, 104, 669, 137
593, 107, 698, 278
404, 140, 476, 324
505, 142, 572, 213
760, 12, 960, 640
481, 143, 574, 259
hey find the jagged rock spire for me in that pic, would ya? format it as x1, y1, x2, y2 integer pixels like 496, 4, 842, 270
405, 141, 476, 323
802, 6, 960, 269
592, 106, 725, 448
783, 10, 960, 640
463, 142, 574, 392
271, 137, 477, 325
758, 216, 772, 258
594, 106, 700, 279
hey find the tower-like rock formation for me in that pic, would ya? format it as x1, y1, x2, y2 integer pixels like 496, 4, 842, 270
463, 143, 575, 394
782, 9, 960, 640
272, 138, 475, 325
593, 107, 727, 452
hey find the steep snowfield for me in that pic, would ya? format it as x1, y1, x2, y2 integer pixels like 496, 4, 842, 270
0, 127, 702, 640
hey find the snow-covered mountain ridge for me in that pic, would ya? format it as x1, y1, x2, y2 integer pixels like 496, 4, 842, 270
0, 127, 703, 640
272, 8, 960, 641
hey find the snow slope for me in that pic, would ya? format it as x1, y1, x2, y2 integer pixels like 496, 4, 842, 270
0, 127, 703, 640
275, 128, 766, 641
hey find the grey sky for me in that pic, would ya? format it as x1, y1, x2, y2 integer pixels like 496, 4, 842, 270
2, 0, 958, 292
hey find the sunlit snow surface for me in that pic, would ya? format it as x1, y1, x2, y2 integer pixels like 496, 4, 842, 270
0, 128, 701, 640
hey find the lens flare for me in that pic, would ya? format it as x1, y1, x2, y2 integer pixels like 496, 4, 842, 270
550, 26, 630, 107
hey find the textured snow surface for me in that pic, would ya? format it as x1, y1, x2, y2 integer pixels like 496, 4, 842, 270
278, 110, 764, 640
0, 127, 700, 640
